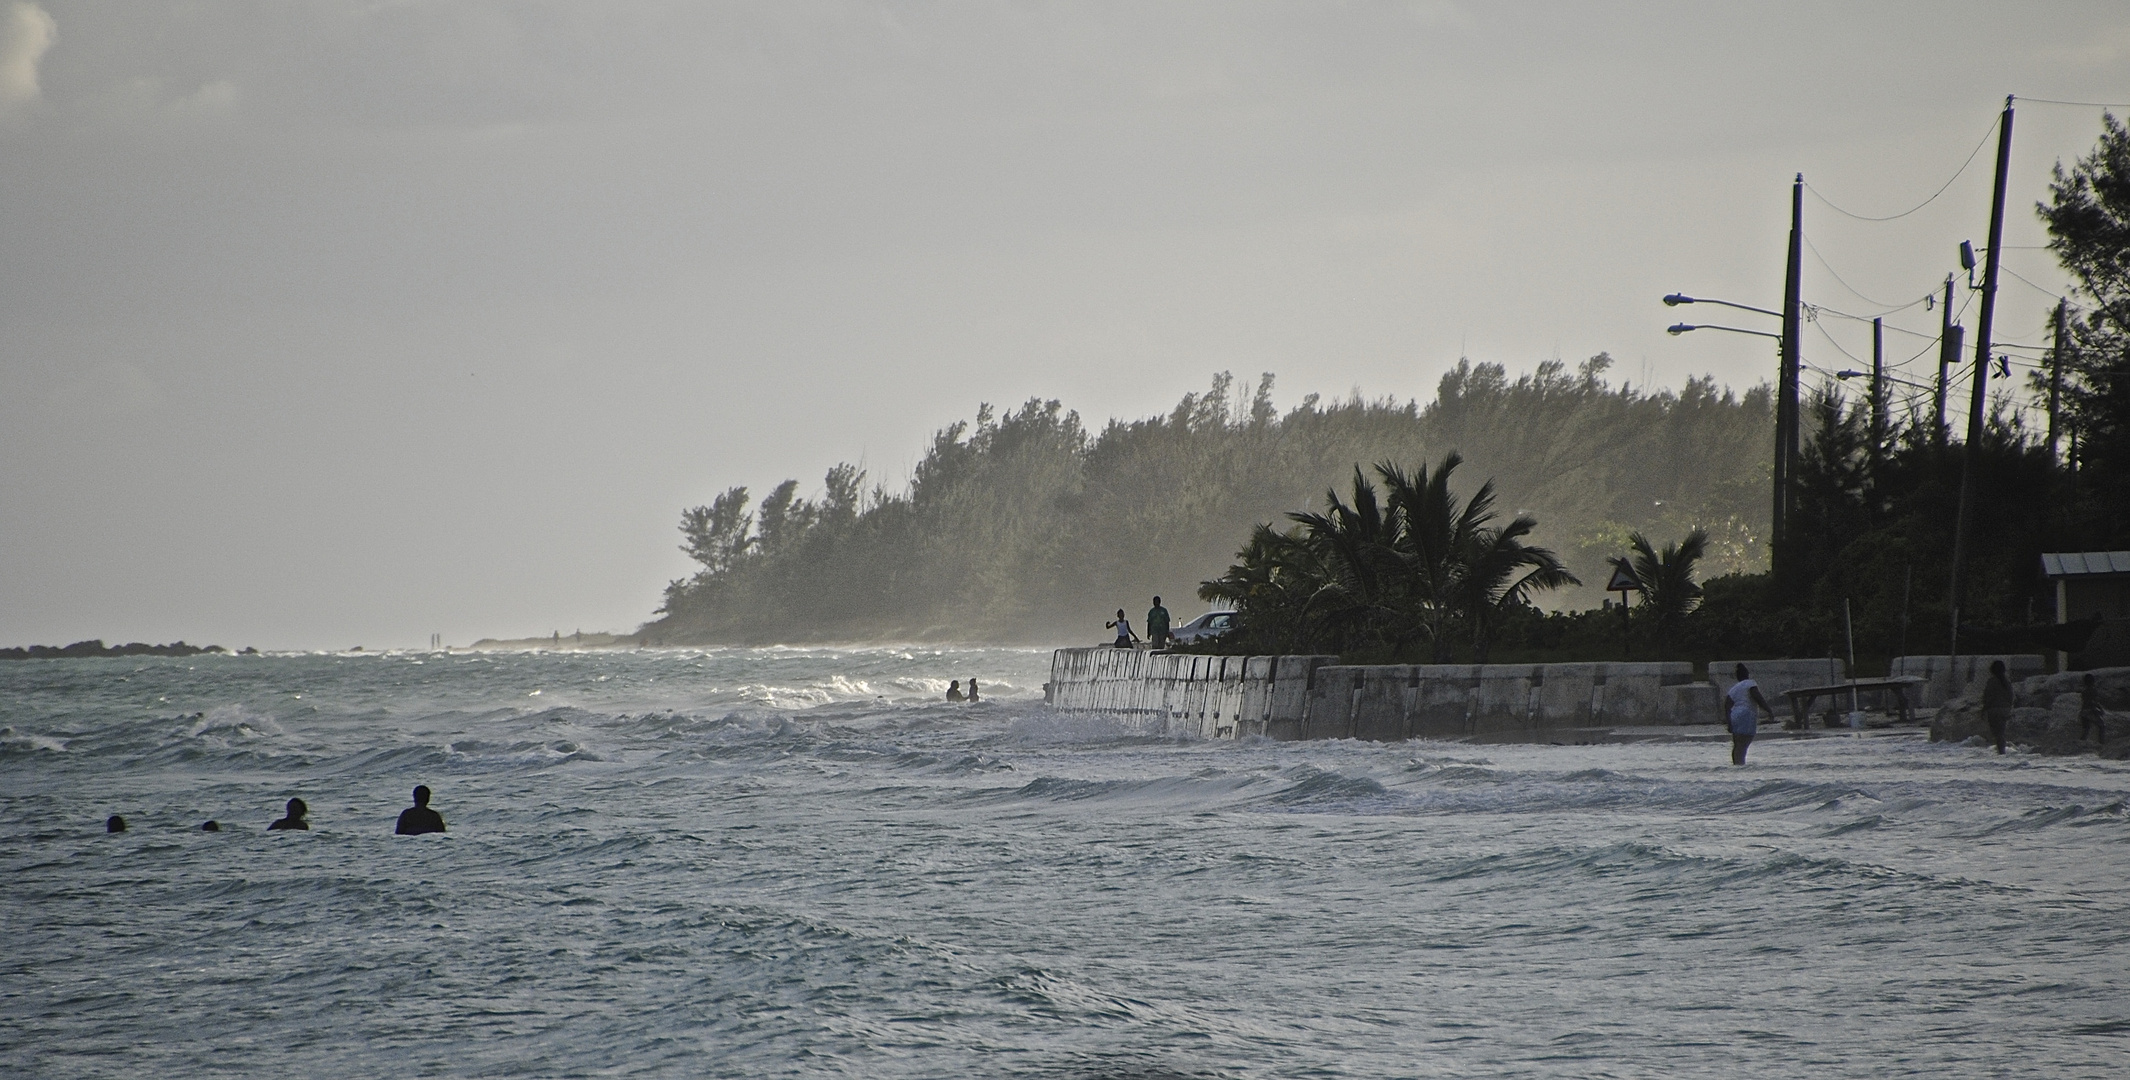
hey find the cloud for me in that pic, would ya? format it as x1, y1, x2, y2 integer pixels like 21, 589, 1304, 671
0, 2, 54, 117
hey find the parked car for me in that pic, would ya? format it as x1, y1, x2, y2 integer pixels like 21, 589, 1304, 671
1168, 610, 1237, 646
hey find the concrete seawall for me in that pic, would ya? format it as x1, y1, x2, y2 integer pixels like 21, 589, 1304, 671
1046, 648, 1709, 740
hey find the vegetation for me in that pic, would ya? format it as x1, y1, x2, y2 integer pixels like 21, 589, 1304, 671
1197, 455, 1578, 661
644, 358, 1771, 644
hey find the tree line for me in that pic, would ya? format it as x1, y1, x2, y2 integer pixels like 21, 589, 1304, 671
644, 356, 1771, 645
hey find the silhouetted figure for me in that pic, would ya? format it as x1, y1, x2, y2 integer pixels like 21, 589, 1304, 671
1982, 659, 2014, 755
2079, 673, 2106, 748
946, 680, 964, 702
106, 815, 126, 833
966, 678, 980, 703
1147, 597, 1172, 648
1726, 664, 1772, 766
268, 797, 309, 830
201, 820, 220, 832
1105, 609, 1137, 648
395, 785, 446, 835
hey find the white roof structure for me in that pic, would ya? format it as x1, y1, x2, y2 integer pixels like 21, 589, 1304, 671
2041, 551, 2130, 577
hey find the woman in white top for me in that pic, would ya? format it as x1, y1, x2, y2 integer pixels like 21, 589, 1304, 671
1726, 664, 1773, 765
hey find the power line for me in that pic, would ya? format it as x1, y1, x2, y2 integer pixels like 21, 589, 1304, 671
1803, 117, 1997, 222
1801, 234, 1937, 311
2016, 96, 2130, 108
2000, 263, 2067, 300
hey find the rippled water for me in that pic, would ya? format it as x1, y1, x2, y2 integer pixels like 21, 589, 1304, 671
5, 647, 2128, 1078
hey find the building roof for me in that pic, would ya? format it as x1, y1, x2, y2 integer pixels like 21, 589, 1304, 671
2041, 551, 2130, 577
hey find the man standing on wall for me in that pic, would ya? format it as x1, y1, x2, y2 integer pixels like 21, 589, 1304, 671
1147, 597, 1172, 649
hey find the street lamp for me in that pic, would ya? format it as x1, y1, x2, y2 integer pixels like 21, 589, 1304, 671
1667, 322, 1781, 339
1663, 294, 1783, 319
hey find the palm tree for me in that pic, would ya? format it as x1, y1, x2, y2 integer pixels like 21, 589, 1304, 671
1628, 528, 1709, 649
1381, 454, 1578, 662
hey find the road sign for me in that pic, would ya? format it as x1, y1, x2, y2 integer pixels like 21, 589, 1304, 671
1607, 561, 1642, 592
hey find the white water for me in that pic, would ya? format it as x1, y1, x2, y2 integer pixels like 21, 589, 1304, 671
4, 647, 2127, 1077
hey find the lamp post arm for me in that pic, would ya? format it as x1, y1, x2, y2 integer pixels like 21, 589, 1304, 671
1663, 294, 1783, 320
1668, 323, 1782, 340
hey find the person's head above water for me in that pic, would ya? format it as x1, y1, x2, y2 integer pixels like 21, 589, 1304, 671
106, 815, 126, 833
412, 785, 432, 807
287, 797, 307, 817
201, 820, 219, 832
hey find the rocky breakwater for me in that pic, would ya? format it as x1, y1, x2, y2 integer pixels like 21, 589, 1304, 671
1930, 665, 2130, 758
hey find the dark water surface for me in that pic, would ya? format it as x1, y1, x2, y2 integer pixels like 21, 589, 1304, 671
4, 648, 2127, 1078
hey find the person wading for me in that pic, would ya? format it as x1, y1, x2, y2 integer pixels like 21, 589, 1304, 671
268, 798, 309, 831
1983, 660, 2015, 755
1726, 665, 1773, 766
395, 786, 447, 835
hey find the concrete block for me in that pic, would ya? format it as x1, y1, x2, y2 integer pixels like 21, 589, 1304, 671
1408, 665, 1480, 737
1593, 662, 1694, 724
1305, 666, 1365, 740
1473, 664, 1540, 733
1536, 662, 1601, 727
1661, 682, 1721, 725
1351, 666, 1414, 742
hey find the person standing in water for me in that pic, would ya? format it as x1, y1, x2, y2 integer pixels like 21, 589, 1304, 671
966, 679, 979, 703
395, 785, 446, 835
1982, 659, 2015, 755
268, 797, 309, 830
2078, 672, 2106, 749
1106, 609, 1137, 648
946, 680, 964, 702
1146, 597, 1171, 649
1726, 665, 1772, 766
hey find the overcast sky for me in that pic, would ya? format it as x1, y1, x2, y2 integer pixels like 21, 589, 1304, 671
2, 1, 2125, 650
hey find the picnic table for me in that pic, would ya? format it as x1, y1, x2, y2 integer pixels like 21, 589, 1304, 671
1782, 677, 1922, 729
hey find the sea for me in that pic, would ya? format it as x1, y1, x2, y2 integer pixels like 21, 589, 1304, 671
3, 646, 2126, 1078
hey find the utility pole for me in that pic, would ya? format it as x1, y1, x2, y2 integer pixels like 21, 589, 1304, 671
1775, 173, 1804, 580
2047, 298, 2067, 460
1949, 97, 2015, 638
1870, 317, 1886, 475
1935, 275, 1958, 448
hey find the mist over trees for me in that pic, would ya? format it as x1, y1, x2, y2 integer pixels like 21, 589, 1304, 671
644, 356, 1773, 644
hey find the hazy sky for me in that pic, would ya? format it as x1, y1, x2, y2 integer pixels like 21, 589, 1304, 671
3, 1, 2126, 650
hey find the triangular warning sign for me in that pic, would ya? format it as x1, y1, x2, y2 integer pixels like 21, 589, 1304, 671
1607, 561, 1642, 592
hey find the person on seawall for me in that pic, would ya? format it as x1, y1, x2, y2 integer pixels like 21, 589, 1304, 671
395, 786, 447, 835
1106, 609, 1137, 648
966, 678, 979, 703
2078, 672, 2105, 748
1726, 665, 1773, 766
268, 797, 309, 830
1983, 660, 2014, 755
1147, 597, 1171, 649
946, 679, 964, 702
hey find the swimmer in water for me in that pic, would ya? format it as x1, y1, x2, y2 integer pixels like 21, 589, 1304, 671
394, 785, 446, 836
268, 797, 309, 831
966, 678, 979, 703
946, 680, 963, 702
201, 820, 220, 832
106, 815, 126, 833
